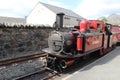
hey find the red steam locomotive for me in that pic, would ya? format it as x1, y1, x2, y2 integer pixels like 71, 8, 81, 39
43, 13, 119, 71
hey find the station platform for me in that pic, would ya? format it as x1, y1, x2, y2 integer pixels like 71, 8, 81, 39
62, 47, 120, 80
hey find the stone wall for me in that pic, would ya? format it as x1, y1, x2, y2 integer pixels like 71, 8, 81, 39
0, 27, 54, 58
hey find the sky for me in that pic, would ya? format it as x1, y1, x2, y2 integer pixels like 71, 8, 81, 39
0, 0, 120, 19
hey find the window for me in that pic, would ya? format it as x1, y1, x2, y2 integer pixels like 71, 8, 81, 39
76, 19, 80, 21
64, 16, 70, 20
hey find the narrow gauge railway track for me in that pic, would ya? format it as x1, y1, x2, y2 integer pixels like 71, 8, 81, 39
12, 67, 60, 80
8, 49, 113, 80
12, 51, 101, 80
0, 52, 47, 66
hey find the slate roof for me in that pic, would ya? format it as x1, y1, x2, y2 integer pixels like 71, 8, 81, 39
40, 2, 83, 20
0, 16, 26, 24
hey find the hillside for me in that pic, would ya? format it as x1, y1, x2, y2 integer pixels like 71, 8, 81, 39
107, 14, 120, 25
99, 14, 120, 25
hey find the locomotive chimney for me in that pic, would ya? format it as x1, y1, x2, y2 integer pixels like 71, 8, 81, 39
56, 13, 65, 31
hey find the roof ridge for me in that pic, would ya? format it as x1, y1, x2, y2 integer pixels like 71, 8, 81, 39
40, 2, 70, 11
39, 2, 83, 19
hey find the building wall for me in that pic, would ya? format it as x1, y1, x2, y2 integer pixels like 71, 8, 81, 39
63, 15, 80, 27
26, 3, 56, 26
0, 16, 26, 25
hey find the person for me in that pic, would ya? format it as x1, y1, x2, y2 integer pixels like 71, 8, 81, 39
53, 21, 60, 31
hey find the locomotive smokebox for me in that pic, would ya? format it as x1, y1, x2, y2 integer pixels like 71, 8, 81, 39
56, 13, 65, 30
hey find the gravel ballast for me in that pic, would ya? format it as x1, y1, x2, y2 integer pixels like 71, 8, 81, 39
0, 57, 46, 80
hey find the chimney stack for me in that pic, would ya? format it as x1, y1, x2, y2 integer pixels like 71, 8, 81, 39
56, 13, 65, 30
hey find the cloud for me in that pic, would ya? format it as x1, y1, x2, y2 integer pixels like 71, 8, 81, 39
74, 0, 120, 19
0, 0, 68, 18
2, 0, 120, 19
0, 0, 41, 17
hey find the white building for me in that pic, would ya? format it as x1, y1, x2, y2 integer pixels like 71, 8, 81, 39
26, 2, 83, 27
0, 16, 25, 25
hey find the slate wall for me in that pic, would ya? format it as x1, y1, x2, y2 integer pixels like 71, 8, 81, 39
0, 27, 54, 58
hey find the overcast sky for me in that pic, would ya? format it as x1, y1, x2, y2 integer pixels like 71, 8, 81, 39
0, 0, 120, 19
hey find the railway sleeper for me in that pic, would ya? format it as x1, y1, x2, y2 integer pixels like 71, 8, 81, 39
12, 67, 60, 80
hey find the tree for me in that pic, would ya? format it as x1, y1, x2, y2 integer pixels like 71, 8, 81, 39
101, 17, 107, 22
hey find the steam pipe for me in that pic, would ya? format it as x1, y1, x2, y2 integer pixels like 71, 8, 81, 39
59, 59, 75, 69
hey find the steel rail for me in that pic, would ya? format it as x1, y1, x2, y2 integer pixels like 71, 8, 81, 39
12, 68, 46, 80
42, 72, 60, 80
0, 52, 47, 66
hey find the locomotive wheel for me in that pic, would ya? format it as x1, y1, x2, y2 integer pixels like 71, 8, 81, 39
82, 54, 90, 60
46, 57, 63, 72
99, 48, 107, 56
47, 59, 56, 70
112, 44, 116, 49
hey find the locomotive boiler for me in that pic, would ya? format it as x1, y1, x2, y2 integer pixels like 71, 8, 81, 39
43, 13, 118, 71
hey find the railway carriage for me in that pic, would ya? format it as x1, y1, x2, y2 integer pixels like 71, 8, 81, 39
111, 25, 120, 45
